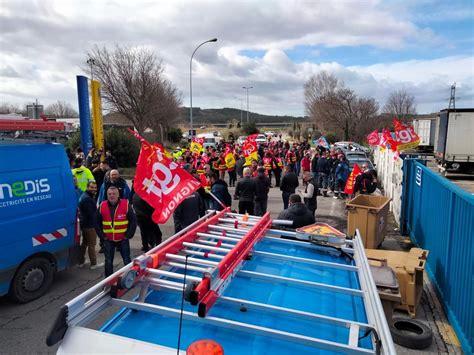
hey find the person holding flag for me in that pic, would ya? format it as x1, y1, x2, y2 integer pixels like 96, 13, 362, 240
218, 152, 227, 180
190, 136, 204, 155
242, 134, 259, 167
224, 145, 237, 187
128, 128, 202, 228
263, 152, 273, 184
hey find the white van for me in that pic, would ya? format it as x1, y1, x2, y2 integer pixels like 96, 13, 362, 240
197, 133, 217, 149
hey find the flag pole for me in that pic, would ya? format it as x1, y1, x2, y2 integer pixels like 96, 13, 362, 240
208, 191, 227, 210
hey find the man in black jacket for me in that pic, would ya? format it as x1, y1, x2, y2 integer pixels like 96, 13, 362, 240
316, 151, 330, 197
254, 167, 271, 216
132, 193, 162, 252
235, 155, 246, 179
234, 167, 257, 215
173, 192, 205, 233
277, 194, 315, 229
280, 165, 299, 209
209, 173, 232, 211
78, 182, 103, 269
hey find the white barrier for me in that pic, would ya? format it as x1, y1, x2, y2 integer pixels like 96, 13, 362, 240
373, 148, 403, 226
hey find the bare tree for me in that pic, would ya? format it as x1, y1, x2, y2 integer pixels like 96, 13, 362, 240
44, 100, 78, 118
86, 45, 181, 135
0, 102, 22, 114
383, 88, 416, 120
304, 72, 379, 141
304, 71, 341, 118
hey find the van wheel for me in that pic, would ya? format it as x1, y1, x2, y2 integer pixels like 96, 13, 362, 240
10, 257, 54, 303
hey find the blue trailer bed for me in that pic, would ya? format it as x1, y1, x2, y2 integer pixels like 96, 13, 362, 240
48, 210, 395, 354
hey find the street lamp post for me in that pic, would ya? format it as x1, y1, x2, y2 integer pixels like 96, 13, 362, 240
242, 86, 253, 123
190, 38, 218, 140
240, 99, 243, 126
86, 57, 96, 80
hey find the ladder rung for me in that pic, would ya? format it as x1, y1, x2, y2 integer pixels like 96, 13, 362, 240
165, 262, 208, 273
181, 250, 224, 260
195, 239, 235, 249
218, 218, 258, 226
166, 253, 220, 266
226, 212, 262, 220
145, 268, 202, 282
207, 230, 245, 239
208, 225, 249, 234
196, 232, 240, 242
183, 242, 231, 253
143, 277, 185, 289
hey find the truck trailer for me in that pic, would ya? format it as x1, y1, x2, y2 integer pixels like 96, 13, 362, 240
434, 108, 474, 174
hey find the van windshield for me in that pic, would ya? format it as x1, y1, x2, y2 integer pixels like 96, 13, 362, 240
205, 138, 215, 143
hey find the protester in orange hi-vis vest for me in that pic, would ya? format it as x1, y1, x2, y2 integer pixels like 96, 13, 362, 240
96, 186, 137, 277
218, 153, 227, 180
263, 152, 273, 184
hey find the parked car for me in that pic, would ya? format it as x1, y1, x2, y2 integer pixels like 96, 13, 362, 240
347, 157, 374, 170
255, 134, 267, 144
344, 151, 368, 160
334, 141, 371, 154
237, 136, 247, 145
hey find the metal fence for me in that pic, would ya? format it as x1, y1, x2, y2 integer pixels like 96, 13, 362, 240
401, 159, 474, 354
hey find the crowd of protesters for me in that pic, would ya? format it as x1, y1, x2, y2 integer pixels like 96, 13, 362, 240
69, 132, 376, 277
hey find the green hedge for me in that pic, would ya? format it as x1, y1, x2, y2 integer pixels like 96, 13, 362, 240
64, 128, 140, 167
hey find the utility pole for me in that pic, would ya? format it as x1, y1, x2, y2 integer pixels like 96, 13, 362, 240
242, 86, 253, 123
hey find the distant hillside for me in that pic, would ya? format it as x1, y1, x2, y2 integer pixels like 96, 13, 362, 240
178, 107, 308, 124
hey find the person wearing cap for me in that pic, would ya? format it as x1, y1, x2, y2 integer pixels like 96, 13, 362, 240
254, 167, 271, 216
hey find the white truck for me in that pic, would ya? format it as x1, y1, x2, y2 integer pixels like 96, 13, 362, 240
434, 108, 474, 174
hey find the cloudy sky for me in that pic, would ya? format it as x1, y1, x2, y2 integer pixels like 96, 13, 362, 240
1, 0, 473, 116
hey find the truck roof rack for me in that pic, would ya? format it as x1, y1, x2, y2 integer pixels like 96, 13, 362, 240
0, 118, 70, 142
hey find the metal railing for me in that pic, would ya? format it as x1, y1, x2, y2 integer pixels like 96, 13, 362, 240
401, 159, 474, 353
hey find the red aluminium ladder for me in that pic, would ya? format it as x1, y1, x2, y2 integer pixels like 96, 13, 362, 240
0, 119, 66, 131
109, 208, 272, 317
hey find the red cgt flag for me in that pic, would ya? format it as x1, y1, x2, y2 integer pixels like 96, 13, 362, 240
131, 130, 201, 224
393, 119, 420, 151
367, 129, 379, 146
344, 163, 362, 195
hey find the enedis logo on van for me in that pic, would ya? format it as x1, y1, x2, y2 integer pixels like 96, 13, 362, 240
0, 178, 52, 208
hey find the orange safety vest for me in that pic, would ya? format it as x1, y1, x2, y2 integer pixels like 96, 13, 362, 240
219, 158, 227, 171
263, 157, 272, 171
276, 157, 283, 168
196, 163, 205, 175
100, 199, 129, 241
